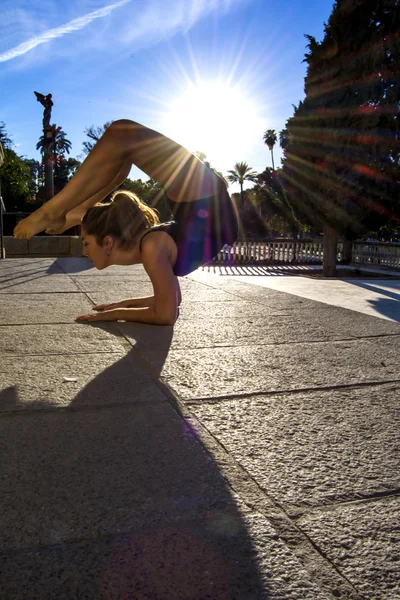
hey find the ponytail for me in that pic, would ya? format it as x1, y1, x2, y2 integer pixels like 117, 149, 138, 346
82, 190, 160, 249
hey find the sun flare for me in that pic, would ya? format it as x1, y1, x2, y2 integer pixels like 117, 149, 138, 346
163, 81, 262, 173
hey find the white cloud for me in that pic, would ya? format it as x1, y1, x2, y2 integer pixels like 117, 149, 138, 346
0, 0, 247, 64
0, 0, 130, 63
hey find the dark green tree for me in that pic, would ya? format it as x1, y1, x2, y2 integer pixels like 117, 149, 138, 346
279, 128, 290, 151
117, 177, 172, 222
0, 148, 37, 211
54, 157, 81, 195
254, 168, 301, 236
281, 0, 400, 275
82, 122, 112, 156
0, 122, 13, 149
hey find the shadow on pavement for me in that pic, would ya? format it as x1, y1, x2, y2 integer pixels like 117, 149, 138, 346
55, 257, 94, 274
0, 324, 268, 599
346, 280, 400, 323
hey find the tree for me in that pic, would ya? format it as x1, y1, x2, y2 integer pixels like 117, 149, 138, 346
0, 122, 13, 149
117, 177, 172, 222
0, 148, 37, 212
82, 122, 112, 156
36, 126, 72, 159
226, 162, 258, 209
254, 168, 301, 237
53, 157, 81, 195
263, 129, 277, 170
279, 128, 290, 150
281, 0, 400, 276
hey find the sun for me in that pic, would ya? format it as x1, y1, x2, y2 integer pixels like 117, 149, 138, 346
163, 81, 263, 173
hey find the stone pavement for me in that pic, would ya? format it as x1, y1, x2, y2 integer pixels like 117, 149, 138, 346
0, 257, 399, 600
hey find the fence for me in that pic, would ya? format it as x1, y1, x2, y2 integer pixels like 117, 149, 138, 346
351, 241, 400, 270
208, 239, 400, 270
210, 239, 324, 266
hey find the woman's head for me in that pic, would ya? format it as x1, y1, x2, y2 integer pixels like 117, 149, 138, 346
81, 191, 159, 268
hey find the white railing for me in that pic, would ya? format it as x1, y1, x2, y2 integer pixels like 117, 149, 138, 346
211, 239, 324, 266
208, 239, 400, 270
351, 242, 400, 269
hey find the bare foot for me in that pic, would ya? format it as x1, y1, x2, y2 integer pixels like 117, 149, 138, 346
45, 215, 69, 235
13, 206, 57, 239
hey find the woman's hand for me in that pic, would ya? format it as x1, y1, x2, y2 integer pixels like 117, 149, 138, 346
76, 309, 120, 322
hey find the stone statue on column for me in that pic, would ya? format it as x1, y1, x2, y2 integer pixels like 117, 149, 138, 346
34, 92, 54, 129
34, 91, 55, 201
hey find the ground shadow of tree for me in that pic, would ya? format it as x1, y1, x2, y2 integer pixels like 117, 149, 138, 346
346, 280, 400, 323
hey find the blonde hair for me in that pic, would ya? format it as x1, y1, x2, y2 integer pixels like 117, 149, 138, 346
82, 190, 160, 249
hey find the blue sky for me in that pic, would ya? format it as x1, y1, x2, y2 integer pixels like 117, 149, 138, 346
1, 0, 335, 190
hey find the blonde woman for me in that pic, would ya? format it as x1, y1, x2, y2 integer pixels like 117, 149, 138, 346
14, 120, 237, 325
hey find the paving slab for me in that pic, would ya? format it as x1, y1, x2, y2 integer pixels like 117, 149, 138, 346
1, 259, 398, 599
71, 274, 212, 293
229, 274, 400, 323
116, 311, 400, 355
142, 336, 400, 399
0, 292, 93, 324
0, 258, 62, 274
0, 402, 241, 550
188, 384, 400, 511
297, 496, 400, 600
0, 351, 165, 411
0, 274, 82, 294
0, 323, 124, 356
0, 510, 331, 600
56, 257, 143, 276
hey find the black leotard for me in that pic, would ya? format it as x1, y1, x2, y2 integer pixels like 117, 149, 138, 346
139, 184, 237, 276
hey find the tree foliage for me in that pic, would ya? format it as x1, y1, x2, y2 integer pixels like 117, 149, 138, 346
281, 0, 400, 240
0, 148, 37, 211
0, 121, 13, 149
36, 126, 72, 159
253, 168, 301, 235
82, 122, 112, 156
263, 129, 277, 169
226, 162, 258, 209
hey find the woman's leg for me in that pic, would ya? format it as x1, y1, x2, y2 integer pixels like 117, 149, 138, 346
14, 120, 221, 238
46, 160, 133, 233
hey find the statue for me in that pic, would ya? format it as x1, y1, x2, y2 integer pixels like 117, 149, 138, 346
34, 91, 53, 129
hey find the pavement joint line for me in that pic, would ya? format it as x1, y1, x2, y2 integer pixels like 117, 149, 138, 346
0, 398, 167, 419
172, 332, 400, 349
0, 291, 83, 295
0, 351, 126, 357
291, 488, 400, 519
182, 410, 363, 600
184, 378, 400, 404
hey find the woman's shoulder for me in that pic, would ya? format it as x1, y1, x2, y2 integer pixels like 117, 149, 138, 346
139, 221, 177, 251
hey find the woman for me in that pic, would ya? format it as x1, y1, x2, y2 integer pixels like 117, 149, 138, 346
14, 120, 238, 325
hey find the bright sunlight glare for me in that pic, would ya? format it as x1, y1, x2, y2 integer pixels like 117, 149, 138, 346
163, 81, 264, 173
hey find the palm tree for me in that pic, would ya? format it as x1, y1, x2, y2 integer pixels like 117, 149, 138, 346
36, 126, 72, 160
226, 162, 258, 209
263, 129, 277, 170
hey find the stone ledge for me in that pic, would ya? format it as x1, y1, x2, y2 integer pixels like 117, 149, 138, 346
3, 236, 83, 258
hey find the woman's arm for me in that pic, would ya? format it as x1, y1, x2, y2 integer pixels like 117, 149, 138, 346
76, 234, 179, 325
93, 297, 155, 311
76, 305, 175, 325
